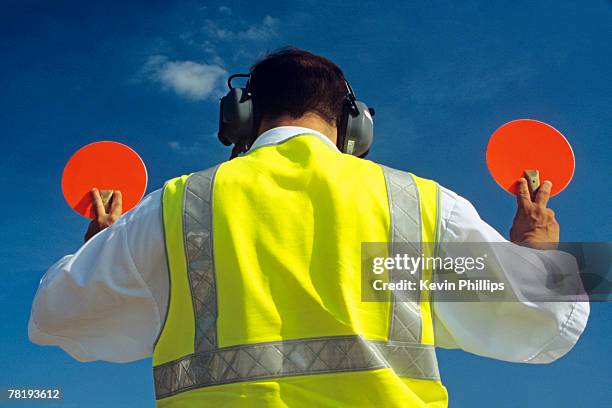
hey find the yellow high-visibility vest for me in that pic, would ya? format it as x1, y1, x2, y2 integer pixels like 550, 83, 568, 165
153, 134, 448, 407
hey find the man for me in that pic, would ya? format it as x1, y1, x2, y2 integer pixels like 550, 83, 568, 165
30, 48, 589, 407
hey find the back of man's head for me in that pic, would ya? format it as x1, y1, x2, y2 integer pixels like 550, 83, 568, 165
250, 47, 347, 128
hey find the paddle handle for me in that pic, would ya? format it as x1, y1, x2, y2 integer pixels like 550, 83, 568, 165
99, 190, 114, 213
523, 170, 540, 200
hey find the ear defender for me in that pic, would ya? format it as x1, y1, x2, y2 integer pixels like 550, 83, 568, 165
336, 80, 375, 158
218, 74, 255, 157
218, 74, 374, 158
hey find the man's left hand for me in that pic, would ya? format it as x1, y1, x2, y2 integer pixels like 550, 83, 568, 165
84, 188, 122, 242
510, 178, 559, 249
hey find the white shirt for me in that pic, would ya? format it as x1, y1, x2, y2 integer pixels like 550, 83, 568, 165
29, 126, 589, 364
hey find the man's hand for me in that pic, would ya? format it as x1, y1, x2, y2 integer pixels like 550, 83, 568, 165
510, 178, 559, 249
84, 188, 123, 242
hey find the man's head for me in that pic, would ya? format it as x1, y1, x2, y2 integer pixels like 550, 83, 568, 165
250, 47, 348, 142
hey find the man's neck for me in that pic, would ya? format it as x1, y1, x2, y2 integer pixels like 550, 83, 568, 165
257, 113, 338, 145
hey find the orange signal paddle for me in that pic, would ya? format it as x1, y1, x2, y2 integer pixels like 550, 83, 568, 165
62, 141, 148, 219
486, 119, 575, 197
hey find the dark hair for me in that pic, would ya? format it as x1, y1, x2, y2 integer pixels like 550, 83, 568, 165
250, 47, 347, 126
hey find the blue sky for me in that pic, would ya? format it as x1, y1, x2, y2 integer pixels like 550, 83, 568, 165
1, 1, 610, 406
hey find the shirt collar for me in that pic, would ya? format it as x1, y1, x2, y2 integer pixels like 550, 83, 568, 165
250, 126, 340, 152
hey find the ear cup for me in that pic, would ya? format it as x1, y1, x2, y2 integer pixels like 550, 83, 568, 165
338, 100, 374, 157
218, 87, 254, 147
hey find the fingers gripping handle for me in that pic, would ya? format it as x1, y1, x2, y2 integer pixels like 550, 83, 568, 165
523, 170, 540, 201
99, 190, 114, 213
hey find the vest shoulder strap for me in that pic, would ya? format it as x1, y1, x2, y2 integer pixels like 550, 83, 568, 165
379, 165, 441, 345
183, 165, 221, 352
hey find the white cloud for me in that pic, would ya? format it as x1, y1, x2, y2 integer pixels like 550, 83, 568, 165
204, 15, 279, 42
138, 13, 281, 100
168, 141, 181, 150
144, 55, 227, 100
263, 15, 276, 26
167, 135, 217, 155
167, 139, 205, 155
218, 6, 232, 15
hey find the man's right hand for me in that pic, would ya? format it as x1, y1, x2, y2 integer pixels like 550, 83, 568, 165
84, 188, 123, 242
509, 178, 559, 249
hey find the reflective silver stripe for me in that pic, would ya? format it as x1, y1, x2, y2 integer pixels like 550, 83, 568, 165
154, 335, 439, 399
183, 166, 220, 352
434, 183, 442, 258
430, 181, 442, 337
380, 165, 423, 343
373, 341, 440, 380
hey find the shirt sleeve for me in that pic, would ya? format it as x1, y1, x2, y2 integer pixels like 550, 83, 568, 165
28, 189, 169, 363
432, 186, 590, 363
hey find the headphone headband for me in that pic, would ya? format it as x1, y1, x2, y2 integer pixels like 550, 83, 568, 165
218, 72, 374, 158
227, 73, 251, 90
